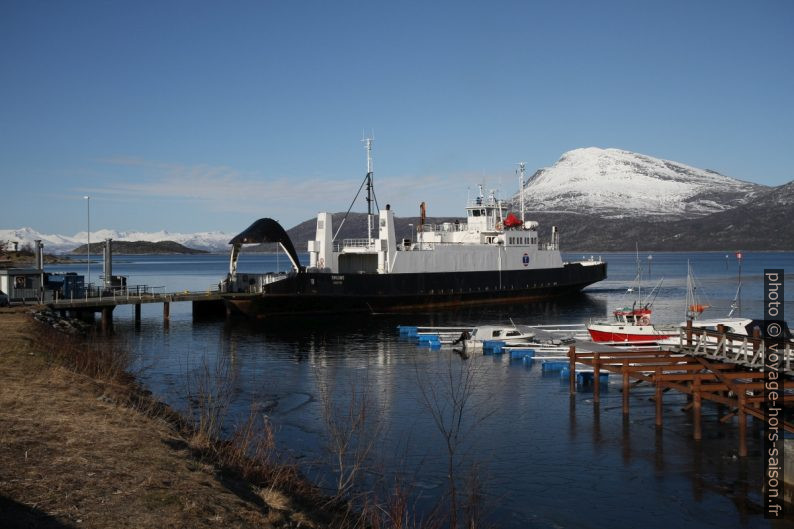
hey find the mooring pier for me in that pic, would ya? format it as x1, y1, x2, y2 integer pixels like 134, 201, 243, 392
46, 290, 258, 332
567, 324, 793, 457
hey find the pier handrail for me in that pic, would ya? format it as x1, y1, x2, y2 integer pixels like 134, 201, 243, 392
674, 325, 792, 374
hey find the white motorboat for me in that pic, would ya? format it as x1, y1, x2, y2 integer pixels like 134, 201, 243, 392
459, 324, 537, 350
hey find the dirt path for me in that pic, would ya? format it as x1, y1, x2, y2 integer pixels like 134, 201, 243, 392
0, 308, 325, 528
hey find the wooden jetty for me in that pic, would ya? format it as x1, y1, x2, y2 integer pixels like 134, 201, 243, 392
567, 323, 793, 457
46, 290, 258, 332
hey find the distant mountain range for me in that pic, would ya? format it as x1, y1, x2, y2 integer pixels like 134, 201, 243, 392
0, 227, 231, 254
3, 148, 791, 253
69, 240, 208, 255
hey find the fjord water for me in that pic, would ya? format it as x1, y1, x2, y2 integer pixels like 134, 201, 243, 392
50, 252, 794, 528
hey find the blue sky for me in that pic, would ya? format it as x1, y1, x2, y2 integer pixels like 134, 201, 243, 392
1, 0, 792, 234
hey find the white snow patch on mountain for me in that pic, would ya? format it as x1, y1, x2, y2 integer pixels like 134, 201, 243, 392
516, 147, 765, 218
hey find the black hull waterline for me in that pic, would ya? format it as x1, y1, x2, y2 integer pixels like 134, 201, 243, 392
225, 262, 607, 318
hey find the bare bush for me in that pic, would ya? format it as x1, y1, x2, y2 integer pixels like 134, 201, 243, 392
185, 352, 236, 451
316, 372, 385, 504
415, 353, 495, 529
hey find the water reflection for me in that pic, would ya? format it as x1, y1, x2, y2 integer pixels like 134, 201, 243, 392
97, 252, 794, 529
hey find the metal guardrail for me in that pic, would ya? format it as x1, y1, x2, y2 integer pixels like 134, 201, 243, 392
339, 238, 375, 249
419, 223, 468, 233
47, 287, 226, 308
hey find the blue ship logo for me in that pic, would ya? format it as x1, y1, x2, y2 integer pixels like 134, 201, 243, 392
522, 253, 530, 267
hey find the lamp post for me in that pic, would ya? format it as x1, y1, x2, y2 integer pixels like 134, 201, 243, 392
84, 195, 90, 292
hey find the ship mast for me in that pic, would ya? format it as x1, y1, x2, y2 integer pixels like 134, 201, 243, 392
363, 136, 374, 244
518, 162, 526, 224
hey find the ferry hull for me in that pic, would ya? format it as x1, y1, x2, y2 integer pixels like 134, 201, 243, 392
225, 262, 606, 318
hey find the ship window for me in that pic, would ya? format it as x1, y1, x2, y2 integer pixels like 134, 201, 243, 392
471, 210, 481, 217
506, 330, 520, 337
492, 330, 501, 337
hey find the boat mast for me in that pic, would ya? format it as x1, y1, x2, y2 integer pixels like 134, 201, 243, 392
685, 260, 696, 321
518, 162, 526, 224
635, 243, 641, 306
363, 136, 374, 244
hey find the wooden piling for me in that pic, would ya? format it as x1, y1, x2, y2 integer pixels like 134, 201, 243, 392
593, 353, 600, 404
566, 343, 794, 465
738, 394, 747, 457
686, 318, 693, 347
622, 361, 629, 416
655, 367, 663, 429
163, 301, 170, 321
693, 379, 702, 441
134, 303, 141, 322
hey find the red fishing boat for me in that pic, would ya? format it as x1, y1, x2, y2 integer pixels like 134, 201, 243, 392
587, 305, 672, 343
587, 248, 670, 344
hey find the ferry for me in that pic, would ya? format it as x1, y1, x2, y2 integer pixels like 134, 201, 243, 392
221, 140, 607, 318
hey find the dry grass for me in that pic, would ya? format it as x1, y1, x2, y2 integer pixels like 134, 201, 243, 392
0, 308, 475, 529
0, 308, 333, 528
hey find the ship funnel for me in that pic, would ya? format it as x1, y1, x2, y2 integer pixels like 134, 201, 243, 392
103, 239, 113, 287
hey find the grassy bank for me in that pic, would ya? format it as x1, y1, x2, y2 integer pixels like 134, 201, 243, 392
0, 307, 338, 528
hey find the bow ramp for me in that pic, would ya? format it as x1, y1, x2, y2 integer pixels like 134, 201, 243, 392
228, 218, 303, 274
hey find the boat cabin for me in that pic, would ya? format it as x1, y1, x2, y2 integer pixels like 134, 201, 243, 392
470, 325, 536, 341
612, 307, 652, 326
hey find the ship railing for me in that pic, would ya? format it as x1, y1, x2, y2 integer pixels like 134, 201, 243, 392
419, 222, 468, 233
540, 243, 559, 251
337, 239, 376, 251
466, 198, 502, 208
566, 256, 603, 265
413, 242, 437, 250
263, 273, 288, 285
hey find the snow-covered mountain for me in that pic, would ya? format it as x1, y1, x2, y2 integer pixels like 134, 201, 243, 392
0, 227, 232, 254
516, 147, 767, 218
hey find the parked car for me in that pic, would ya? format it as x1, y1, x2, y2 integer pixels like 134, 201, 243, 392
0, 290, 9, 307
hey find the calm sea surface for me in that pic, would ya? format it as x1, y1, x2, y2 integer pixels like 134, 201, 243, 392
48, 252, 794, 528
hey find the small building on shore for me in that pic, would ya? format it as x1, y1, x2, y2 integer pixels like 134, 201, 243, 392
0, 268, 44, 303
